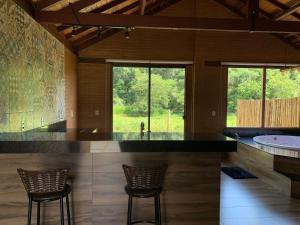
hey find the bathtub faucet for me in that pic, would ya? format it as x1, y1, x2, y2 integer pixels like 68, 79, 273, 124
140, 122, 145, 136
234, 133, 240, 139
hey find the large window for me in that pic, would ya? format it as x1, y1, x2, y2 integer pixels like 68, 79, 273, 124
113, 66, 185, 133
227, 67, 300, 128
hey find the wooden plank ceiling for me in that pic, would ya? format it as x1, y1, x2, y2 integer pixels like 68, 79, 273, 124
29, 0, 300, 52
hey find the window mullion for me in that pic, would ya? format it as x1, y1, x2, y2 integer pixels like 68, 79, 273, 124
148, 67, 151, 133
261, 67, 267, 128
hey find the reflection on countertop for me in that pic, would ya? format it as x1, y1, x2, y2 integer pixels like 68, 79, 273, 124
0, 129, 237, 153
0, 129, 234, 142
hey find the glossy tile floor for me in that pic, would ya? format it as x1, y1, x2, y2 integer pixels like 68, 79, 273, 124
220, 173, 300, 225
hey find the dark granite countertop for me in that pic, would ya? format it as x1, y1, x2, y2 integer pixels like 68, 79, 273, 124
0, 131, 237, 153
0, 130, 231, 141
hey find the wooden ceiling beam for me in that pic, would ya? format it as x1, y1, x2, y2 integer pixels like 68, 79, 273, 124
275, 2, 300, 20
35, 0, 61, 10
139, 0, 146, 15
72, 28, 118, 46
42, 23, 77, 54
70, 1, 142, 45
63, 1, 139, 39
91, 0, 125, 13
56, 0, 125, 33
109, 1, 139, 14
267, 0, 300, 20
35, 10, 300, 33
76, 28, 119, 49
76, 0, 183, 50
58, 0, 101, 13
66, 0, 181, 45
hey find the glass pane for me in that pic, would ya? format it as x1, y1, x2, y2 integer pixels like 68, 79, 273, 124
265, 68, 300, 128
113, 67, 148, 132
227, 68, 263, 127
150, 68, 185, 133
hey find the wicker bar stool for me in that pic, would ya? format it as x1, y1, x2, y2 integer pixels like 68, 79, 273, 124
122, 164, 168, 225
17, 168, 72, 225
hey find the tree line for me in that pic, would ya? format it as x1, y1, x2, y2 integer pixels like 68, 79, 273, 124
113, 67, 185, 115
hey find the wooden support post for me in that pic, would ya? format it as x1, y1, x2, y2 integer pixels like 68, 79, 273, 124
139, 0, 146, 15
248, 0, 260, 31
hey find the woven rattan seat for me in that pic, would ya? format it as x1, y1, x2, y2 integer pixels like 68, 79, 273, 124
17, 168, 72, 225
18, 168, 69, 194
123, 164, 168, 225
30, 184, 71, 202
123, 164, 167, 197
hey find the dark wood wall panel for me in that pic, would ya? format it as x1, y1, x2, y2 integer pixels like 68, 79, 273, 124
77, 63, 112, 132
65, 48, 78, 129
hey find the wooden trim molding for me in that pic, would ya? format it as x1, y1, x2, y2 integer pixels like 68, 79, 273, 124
78, 57, 106, 64
205, 61, 300, 67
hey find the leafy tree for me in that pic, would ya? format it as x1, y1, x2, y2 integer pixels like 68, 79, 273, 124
266, 69, 300, 99
151, 74, 176, 113
227, 68, 262, 113
113, 67, 147, 105
227, 67, 300, 114
113, 67, 185, 115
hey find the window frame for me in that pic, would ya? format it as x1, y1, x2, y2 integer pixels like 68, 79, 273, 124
112, 64, 187, 133
226, 65, 299, 128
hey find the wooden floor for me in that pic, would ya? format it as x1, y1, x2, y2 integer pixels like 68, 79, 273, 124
220, 172, 300, 225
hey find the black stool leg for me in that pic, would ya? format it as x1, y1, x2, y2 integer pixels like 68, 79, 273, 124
27, 196, 32, 225
66, 194, 71, 225
60, 197, 65, 225
127, 195, 133, 225
37, 202, 40, 225
155, 194, 161, 225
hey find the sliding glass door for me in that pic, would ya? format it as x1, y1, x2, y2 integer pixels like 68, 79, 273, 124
113, 66, 185, 133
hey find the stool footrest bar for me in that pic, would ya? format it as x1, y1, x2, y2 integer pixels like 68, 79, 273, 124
131, 220, 156, 224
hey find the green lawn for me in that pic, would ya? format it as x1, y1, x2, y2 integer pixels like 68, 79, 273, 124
226, 113, 237, 127
113, 107, 184, 132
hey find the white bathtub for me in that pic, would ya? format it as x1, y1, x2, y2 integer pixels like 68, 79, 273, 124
253, 135, 300, 150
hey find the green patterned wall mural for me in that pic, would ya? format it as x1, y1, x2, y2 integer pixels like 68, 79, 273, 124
0, 0, 65, 132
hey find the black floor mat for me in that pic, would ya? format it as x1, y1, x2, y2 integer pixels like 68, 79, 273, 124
221, 166, 257, 179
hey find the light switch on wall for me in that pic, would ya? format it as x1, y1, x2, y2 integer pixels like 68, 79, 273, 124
71, 111, 74, 118
212, 110, 216, 117
21, 121, 25, 131
95, 110, 100, 116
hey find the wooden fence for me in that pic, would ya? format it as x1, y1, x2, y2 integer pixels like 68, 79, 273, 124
237, 97, 300, 127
